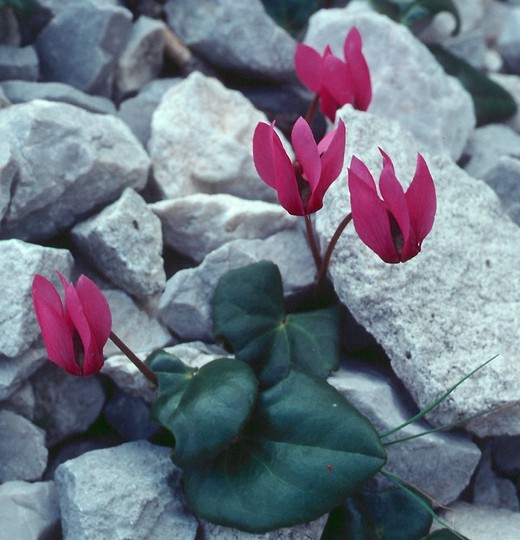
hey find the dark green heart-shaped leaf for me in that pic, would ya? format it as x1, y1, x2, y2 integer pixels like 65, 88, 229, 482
402, 0, 460, 35
183, 369, 386, 533
213, 261, 341, 386
370, 0, 460, 35
322, 487, 432, 540
429, 44, 518, 125
260, 0, 324, 36
149, 353, 258, 468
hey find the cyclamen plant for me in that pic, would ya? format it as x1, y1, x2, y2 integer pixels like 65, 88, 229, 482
32, 27, 468, 539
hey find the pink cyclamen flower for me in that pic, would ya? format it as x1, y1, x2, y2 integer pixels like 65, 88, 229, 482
295, 27, 371, 121
32, 273, 112, 376
253, 116, 346, 216
348, 149, 436, 263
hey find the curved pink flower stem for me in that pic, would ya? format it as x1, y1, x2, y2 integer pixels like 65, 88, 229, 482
304, 213, 322, 271
109, 331, 158, 387
315, 212, 352, 291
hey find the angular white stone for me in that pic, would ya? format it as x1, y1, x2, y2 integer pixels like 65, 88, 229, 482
0, 100, 150, 241
304, 11, 475, 160
32, 362, 105, 446
71, 188, 166, 298
0, 346, 46, 401
115, 15, 166, 100
55, 440, 198, 540
200, 515, 328, 540
164, 0, 296, 81
159, 228, 315, 341
152, 193, 298, 263
497, 6, 520, 74
103, 288, 172, 358
0, 409, 47, 482
462, 124, 520, 179
329, 361, 480, 505
148, 71, 280, 202
432, 502, 520, 539
482, 156, 520, 225
315, 106, 520, 437
0, 239, 73, 358
0, 481, 60, 539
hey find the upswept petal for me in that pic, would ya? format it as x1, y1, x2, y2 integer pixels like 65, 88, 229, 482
344, 28, 371, 111
405, 153, 436, 244
291, 117, 321, 191
253, 122, 278, 189
64, 281, 99, 375
322, 55, 353, 111
348, 157, 398, 263
378, 149, 411, 251
32, 275, 78, 375
308, 120, 346, 212
320, 85, 341, 123
76, 274, 112, 353
294, 43, 323, 93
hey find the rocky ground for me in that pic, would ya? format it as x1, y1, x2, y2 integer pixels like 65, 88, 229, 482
2, 0, 520, 538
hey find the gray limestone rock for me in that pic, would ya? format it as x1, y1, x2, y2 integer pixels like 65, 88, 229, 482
0, 140, 18, 222
0, 239, 73, 358
32, 362, 105, 446
2, 379, 36, 422
115, 15, 166, 100
472, 447, 519, 511
0, 7, 20, 46
199, 515, 328, 539
0, 481, 60, 539
432, 502, 520, 539
118, 78, 180, 146
462, 124, 520, 179
159, 228, 315, 342
164, 0, 296, 82
0, 346, 46, 402
0, 100, 149, 241
102, 288, 172, 359
329, 361, 481, 505
481, 156, 520, 225
55, 440, 198, 540
152, 193, 298, 263
0, 45, 38, 82
0, 409, 47, 482
315, 106, 520, 437
148, 71, 279, 202
35, 3, 132, 97
71, 188, 166, 298
304, 11, 475, 160
497, 6, 520, 74
0, 80, 116, 114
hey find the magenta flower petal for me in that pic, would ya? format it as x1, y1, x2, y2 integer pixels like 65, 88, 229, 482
32, 275, 78, 375
76, 274, 112, 352
32, 273, 112, 376
291, 116, 321, 191
344, 27, 372, 111
378, 149, 411, 249
308, 120, 346, 211
253, 121, 304, 215
294, 43, 323, 93
405, 153, 437, 243
253, 122, 279, 189
323, 54, 353, 109
348, 157, 398, 263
